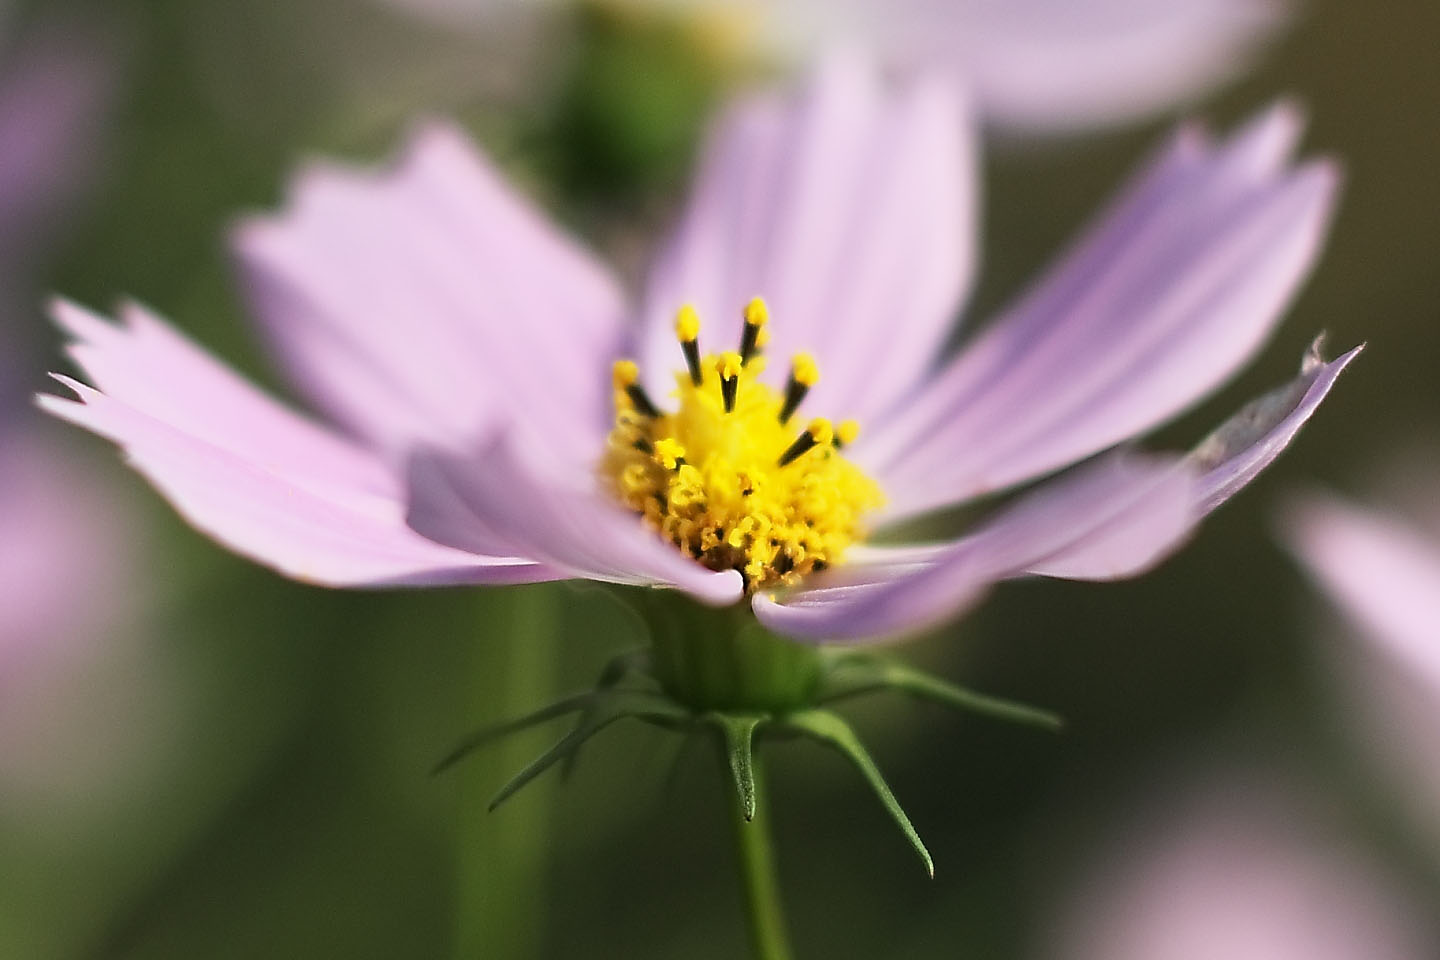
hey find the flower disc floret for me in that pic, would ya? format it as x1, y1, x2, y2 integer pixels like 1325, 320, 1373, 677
602, 300, 883, 591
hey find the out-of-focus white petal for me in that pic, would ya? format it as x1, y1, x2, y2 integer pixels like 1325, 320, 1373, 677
42, 301, 552, 588
861, 105, 1337, 524
639, 54, 976, 427
232, 120, 628, 464
377, 0, 1283, 134
951, 0, 1287, 133
734, 0, 1283, 132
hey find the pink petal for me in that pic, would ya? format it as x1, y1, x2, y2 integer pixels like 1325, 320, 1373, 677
639, 54, 976, 427
1045, 771, 1431, 960
406, 433, 745, 605
1284, 494, 1440, 688
862, 104, 1337, 523
759, 335, 1354, 644
753, 454, 1196, 643
42, 302, 551, 587
1286, 479, 1440, 864
232, 120, 628, 463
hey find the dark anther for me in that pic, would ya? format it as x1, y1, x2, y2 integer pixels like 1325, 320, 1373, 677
625, 383, 662, 419
779, 376, 809, 425
779, 429, 820, 466
739, 323, 761, 364
681, 339, 703, 386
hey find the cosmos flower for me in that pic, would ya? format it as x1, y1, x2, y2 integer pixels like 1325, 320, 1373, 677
1284, 469, 1440, 858
44, 58, 1353, 644
376, 0, 1286, 134
1041, 771, 1431, 960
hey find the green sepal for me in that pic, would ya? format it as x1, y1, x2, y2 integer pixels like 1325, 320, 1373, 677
560, 648, 653, 781
489, 691, 691, 812
704, 712, 766, 822
434, 629, 1060, 882
818, 655, 1063, 732
432, 691, 598, 777
781, 709, 935, 879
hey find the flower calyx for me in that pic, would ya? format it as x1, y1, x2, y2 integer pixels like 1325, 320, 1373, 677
433, 645, 1061, 879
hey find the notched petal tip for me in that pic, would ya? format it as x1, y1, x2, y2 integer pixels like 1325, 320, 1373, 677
1190, 336, 1362, 514
1191, 336, 1360, 473
230, 116, 466, 233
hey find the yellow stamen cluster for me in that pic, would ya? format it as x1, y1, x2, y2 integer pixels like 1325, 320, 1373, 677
601, 300, 884, 592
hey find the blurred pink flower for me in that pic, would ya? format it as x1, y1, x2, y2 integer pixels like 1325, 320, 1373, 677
377, 0, 1285, 134
0, 14, 123, 665
0, 14, 146, 794
1284, 477, 1440, 857
1286, 491, 1440, 675
0, 431, 133, 679
1043, 773, 1432, 960
45, 59, 1352, 643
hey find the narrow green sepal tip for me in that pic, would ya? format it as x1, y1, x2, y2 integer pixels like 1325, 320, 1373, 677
705, 712, 766, 821
819, 656, 1063, 734
560, 649, 652, 781
431, 691, 597, 777
782, 709, 935, 878
486, 691, 691, 811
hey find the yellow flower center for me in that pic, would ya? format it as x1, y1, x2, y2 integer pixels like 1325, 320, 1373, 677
600, 298, 884, 593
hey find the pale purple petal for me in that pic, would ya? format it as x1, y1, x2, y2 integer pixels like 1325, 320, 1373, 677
1036, 343, 1356, 575
753, 454, 1196, 643
639, 53, 976, 426
232, 120, 628, 463
861, 104, 1337, 523
758, 331, 1356, 643
1044, 772, 1432, 960
1192, 341, 1361, 513
406, 434, 745, 605
42, 302, 552, 587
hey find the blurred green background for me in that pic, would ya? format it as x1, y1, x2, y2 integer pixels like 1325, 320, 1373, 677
4, 0, 1439, 957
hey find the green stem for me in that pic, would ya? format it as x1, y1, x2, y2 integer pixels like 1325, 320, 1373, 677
454, 585, 558, 960
726, 751, 795, 960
